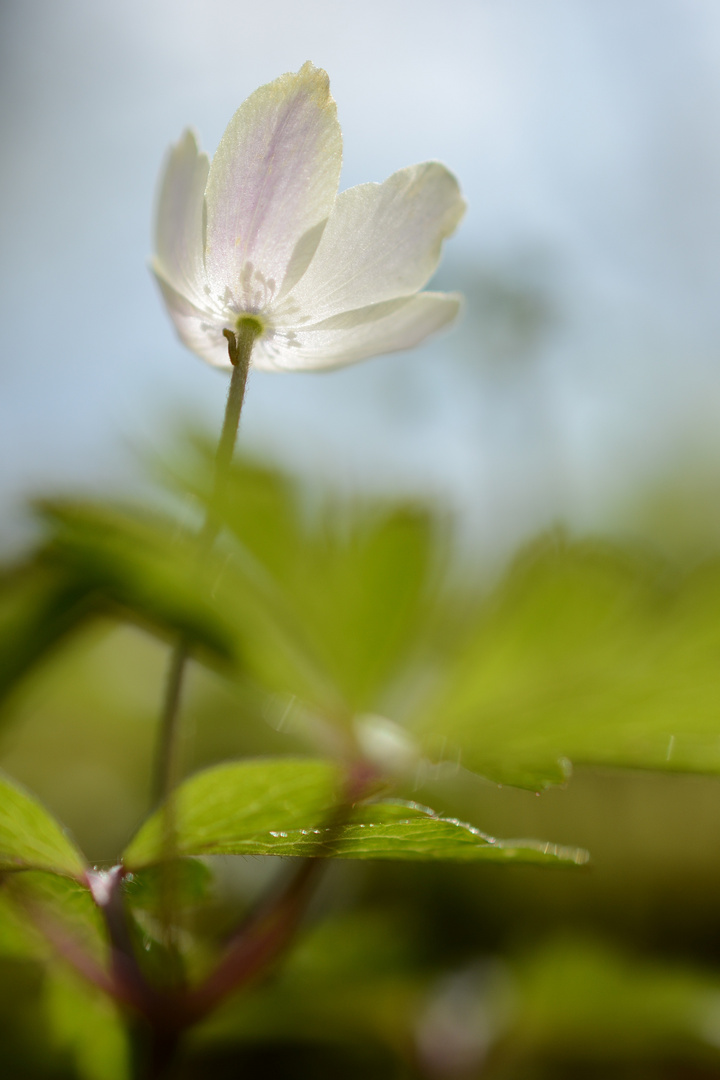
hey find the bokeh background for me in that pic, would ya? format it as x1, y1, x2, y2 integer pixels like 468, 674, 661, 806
4, 0, 720, 557
4, 2, 720, 1077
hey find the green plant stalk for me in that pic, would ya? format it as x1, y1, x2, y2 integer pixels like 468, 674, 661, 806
150, 320, 259, 962
152, 319, 258, 809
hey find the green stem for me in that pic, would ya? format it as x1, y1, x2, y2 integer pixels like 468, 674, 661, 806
213, 329, 254, 507
151, 318, 258, 810
150, 316, 259, 959
152, 641, 189, 814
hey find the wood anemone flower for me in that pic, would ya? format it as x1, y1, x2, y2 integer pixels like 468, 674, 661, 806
152, 62, 465, 372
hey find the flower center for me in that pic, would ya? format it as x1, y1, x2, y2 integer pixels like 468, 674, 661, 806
235, 314, 265, 338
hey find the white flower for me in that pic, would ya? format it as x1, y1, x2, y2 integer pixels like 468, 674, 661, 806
152, 62, 465, 373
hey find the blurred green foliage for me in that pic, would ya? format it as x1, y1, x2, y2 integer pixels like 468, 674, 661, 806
2, 445, 720, 1076
416, 532, 720, 788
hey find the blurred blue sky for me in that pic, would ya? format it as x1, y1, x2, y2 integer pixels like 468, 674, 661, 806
2, 0, 720, 556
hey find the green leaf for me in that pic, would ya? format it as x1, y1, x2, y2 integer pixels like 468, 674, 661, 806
123, 758, 341, 868
0, 563, 97, 708
27, 456, 436, 739
0, 890, 39, 959
123, 759, 584, 869
124, 858, 212, 913
414, 535, 720, 789
4, 871, 109, 967
0, 772, 86, 878
295, 505, 440, 714
169, 447, 443, 715
278, 800, 588, 865
36, 499, 237, 663
0, 873, 107, 970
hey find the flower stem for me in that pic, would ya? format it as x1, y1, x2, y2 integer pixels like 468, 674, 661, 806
212, 328, 254, 514
149, 318, 260, 967
151, 319, 258, 810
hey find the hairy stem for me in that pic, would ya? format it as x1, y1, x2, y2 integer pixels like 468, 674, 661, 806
151, 319, 258, 810
151, 641, 189, 819
149, 320, 259, 960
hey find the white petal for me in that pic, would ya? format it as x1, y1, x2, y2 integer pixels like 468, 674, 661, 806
253, 292, 462, 372
154, 129, 209, 303
152, 268, 231, 370
204, 63, 342, 312
281, 163, 465, 323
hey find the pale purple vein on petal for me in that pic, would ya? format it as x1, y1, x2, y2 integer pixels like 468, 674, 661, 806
203, 63, 342, 314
